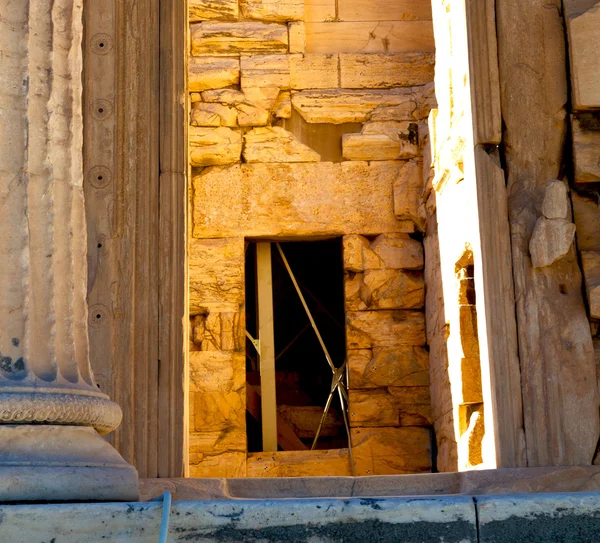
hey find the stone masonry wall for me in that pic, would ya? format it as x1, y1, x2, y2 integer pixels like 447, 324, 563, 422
188, 0, 436, 477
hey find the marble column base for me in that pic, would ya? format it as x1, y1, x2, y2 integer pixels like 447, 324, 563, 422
0, 425, 138, 502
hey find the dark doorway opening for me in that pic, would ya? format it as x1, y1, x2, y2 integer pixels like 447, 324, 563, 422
245, 239, 348, 453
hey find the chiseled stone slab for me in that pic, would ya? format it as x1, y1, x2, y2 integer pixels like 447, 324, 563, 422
292, 87, 429, 124
241, 54, 291, 90
188, 56, 240, 92
240, 0, 304, 22
243, 126, 321, 163
343, 234, 424, 272
189, 126, 242, 166
582, 251, 600, 319
349, 387, 433, 427
347, 347, 429, 389
191, 21, 288, 55
247, 450, 352, 477
340, 53, 435, 88
346, 310, 426, 349
345, 269, 424, 311
289, 21, 307, 54
351, 427, 432, 475
189, 237, 244, 315
191, 101, 238, 127
192, 162, 414, 238
394, 160, 425, 228
189, 0, 239, 21
567, 3, 600, 109
573, 113, 600, 184
342, 133, 418, 160
290, 54, 339, 89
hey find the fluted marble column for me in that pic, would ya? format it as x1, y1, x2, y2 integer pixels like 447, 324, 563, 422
0, 0, 138, 501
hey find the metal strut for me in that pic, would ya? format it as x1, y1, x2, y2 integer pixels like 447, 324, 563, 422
275, 242, 356, 476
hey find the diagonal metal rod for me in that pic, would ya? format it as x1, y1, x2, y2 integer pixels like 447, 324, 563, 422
275, 242, 355, 476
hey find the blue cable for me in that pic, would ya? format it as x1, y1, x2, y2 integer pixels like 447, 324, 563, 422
158, 491, 172, 543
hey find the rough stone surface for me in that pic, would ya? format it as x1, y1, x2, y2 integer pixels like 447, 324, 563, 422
241, 54, 291, 91
243, 126, 321, 163
345, 270, 424, 311
529, 217, 576, 268
340, 53, 435, 89
192, 162, 415, 238
542, 180, 569, 219
346, 310, 426, 350
189, 0, 239, 21
343, 133, 418, 161
394, 160, 425, 228
290, 54, 339, 89
581, 251, 600, 319
349, 388, 433, 427
191, 101, 238, 127
347, 347, 429, 389
188, 57, 240, 92
191, 22, 289, 56
240, 0, 304, 22
289, 21, 307, 54
343, 234, 424, 272
189, 127, 242, 166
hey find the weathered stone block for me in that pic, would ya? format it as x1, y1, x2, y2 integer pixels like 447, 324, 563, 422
190, 351, 245, 393
582, 251, 600, 319
192, 311, 244, 352
189, 0, 239, 21
343, 133, 418, 161
243, 126, 321, 163
340, 53, 435, 88
246, 450, 351, 477
304, 0, 335, 22
240, 0, 304, 22
338, 0, 432, 22
572, 191, 600, 252
189, 237, 244, 315
191, 102, 238, 127
542, 179, 569, 219
241, 54, 290, 90
200, 88, 270, 127
189, 126, 242, 166
394, 160, 425, 228
351, 427, 432, 475
277, 405, 342, 438
273, 91, 292, 118
343, 234, 424, 272
290, 54, 339, 89
188, 57, 240, 92
529, 217, 576, 268
349, 388, 432, 427
567, 3, 600, 109
191, 21, 288, 56
346, 310, 426, 349
193, 162, 414, 238
292, 87, 429, 124
573, 113, 600, 184
347, 347, 429, 389
288, 21, 306, 54
345, 269, 424, 311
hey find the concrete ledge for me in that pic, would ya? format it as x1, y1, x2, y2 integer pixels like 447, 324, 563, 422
0, 492, 599, 542
139, 466, 600, 501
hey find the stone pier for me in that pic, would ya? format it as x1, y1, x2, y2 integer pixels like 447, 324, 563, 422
0, 0, 138, 501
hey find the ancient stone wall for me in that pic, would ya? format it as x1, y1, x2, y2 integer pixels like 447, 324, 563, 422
187, 0, 435, 477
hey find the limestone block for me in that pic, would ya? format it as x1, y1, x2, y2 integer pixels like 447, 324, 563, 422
343, 234, 424, 272
241, 54, 290, 90
290, 54, 339, 89
542, 179, 569, 219
189, 451, 247, 478
343, 133, 418, 161
573, 113, 600, 184
346, 310, 426, 350
340, 53, 435, 89
273, 91, 292, 118
434, 411, 458, 473
192, 311, 244, 352
189, 0, 239, 21
189, 127, 242, 166
305, 22, 435, 55
202, 89, 247, 104
240, 0, 304, 22
289, 22, 306, 54
237, 103, 270, 127
189, 237, 244, 315
243, 85, 281, 111
349, 388, 432, 427
370, 104, 418, 122
347, 347, 429, 389
191, 102, 238, 127
277, 405, 342, 438
582, 251, 600, 319
192, 162, 415, 238
529, 217, 576, 268
572, 191, 600, 251
246, 450, 351, 477
200, 88, 270, 127
292, 87, 430, 124
191, 22, 288, 56
345, 270, 424, 311
188, 57, 240, 92
190, 351, 245, 393
193, 384, 245, 433
567, 3, 600, 109
351, 427, 432, 475
338, 0, 432, 22
304, 0, 335, 22
394, 160, 425, 228
191, 92, 202, 103
243, 126, 321, 163
362, 120, 417, 140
